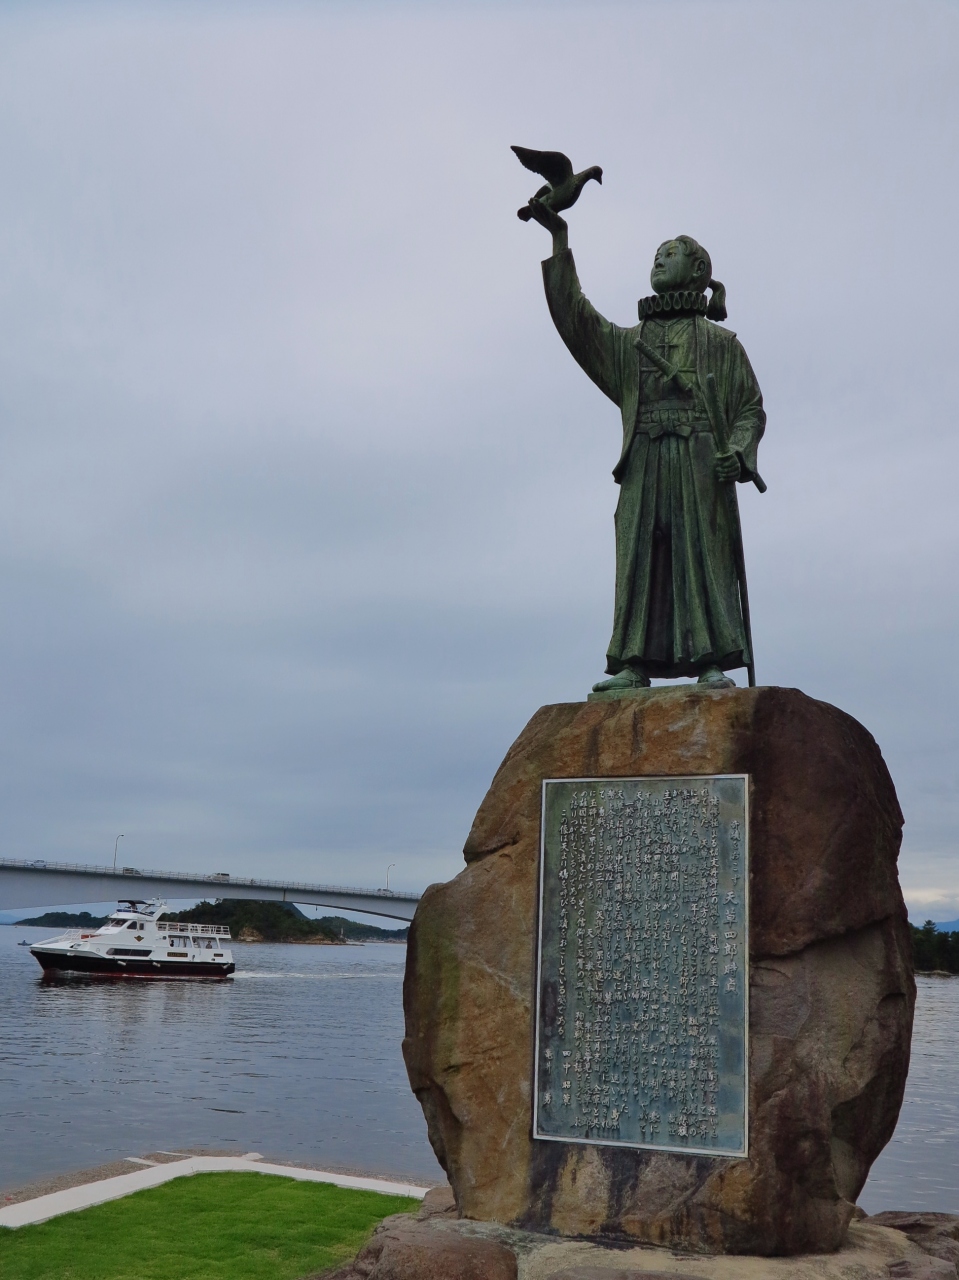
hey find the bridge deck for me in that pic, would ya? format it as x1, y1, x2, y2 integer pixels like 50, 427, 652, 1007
0, 857, 421, 922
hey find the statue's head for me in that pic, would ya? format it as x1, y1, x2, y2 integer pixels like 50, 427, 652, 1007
650, 236, 726, 320
650, 237, 710, 293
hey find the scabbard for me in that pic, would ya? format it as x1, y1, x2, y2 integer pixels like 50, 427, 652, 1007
703, 374, 756, 687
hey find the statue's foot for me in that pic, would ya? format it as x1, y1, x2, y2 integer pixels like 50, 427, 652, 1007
591, 668, 651, 693
697, 665, 736, 689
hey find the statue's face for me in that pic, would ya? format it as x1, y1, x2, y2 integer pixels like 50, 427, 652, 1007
650, 240, 706, 294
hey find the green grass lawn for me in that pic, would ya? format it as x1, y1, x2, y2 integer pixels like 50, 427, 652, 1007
0, 1172, 418, 1280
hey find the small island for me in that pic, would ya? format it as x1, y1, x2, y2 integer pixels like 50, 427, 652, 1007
13, 899, 408, 946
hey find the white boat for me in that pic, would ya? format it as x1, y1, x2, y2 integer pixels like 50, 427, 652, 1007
29, 899, 235, 979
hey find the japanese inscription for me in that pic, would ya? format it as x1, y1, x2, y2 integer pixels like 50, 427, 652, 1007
534, 775, 748, 1156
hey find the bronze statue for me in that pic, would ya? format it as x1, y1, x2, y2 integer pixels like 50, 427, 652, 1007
515, 149, 766, 691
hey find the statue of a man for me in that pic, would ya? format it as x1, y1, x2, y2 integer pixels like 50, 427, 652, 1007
527, 202, 766, 691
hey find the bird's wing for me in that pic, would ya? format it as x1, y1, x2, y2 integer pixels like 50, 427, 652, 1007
511, 146, 574, 187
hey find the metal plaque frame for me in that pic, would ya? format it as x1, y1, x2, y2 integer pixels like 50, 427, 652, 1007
530, 773, 747, 1157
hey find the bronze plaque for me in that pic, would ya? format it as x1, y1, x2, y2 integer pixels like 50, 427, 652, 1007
534, 775, 748, 1156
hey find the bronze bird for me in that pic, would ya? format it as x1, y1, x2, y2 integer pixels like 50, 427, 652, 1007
511, 145, 603, 221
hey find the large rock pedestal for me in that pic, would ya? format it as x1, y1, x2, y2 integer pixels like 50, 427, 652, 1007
403, 688, 915, 1257
324, 1198, 958, 1279
323, 1192, 958, 1280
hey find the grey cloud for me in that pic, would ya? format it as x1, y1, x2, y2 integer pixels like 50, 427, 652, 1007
0, 1, 955, 916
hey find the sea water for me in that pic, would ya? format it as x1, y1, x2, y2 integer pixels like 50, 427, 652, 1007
0, 927, 956, 1209
0, 928, 442, 1191
860, 974, 959, 1213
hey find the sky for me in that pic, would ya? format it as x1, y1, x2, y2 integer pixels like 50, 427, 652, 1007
0, 0, 956, 921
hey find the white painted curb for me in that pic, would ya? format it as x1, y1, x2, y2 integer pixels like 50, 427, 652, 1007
0, 1156, 430, 1229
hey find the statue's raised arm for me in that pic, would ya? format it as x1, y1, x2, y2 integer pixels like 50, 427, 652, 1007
514, 150, 766, 692
512, 148, 632, 407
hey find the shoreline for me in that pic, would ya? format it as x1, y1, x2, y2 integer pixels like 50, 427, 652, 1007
1, 1147, 438, 1207
2, 924, 408, 946
2, 923, 407, 946
233, 934, 404, 945
0, 1153, 433, 1231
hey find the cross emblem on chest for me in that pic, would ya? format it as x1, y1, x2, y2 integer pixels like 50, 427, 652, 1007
640, 320, 697, 398
650, 329, 682, 366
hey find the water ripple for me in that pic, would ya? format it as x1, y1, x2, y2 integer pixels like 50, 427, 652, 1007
3, 933, 954, 1209
0, 931, 441, 1192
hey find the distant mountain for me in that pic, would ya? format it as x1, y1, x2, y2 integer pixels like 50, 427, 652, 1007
165, 900, 342, 943
11, 911, 107, 927
164, 900, 408, 944
7, 901, 409, 943
314, 914, 408, 942
935, 919, 959, 932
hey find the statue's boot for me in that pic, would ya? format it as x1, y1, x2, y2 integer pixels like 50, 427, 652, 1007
697, 665, 736, 689
591, 667, 650, 693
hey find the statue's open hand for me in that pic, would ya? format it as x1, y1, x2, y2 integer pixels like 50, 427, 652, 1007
525, 198, 568, 237
714, 452, 742, 483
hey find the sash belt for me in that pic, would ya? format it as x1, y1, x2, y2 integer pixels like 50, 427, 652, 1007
636, 405, 712, 439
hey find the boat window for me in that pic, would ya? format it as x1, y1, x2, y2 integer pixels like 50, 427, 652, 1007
127, 921, 139, 930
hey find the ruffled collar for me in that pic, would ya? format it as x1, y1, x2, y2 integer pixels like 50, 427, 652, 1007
637, 291, 708, 320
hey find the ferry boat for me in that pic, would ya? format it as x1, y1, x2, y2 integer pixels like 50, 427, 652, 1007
29, 899, 235, 979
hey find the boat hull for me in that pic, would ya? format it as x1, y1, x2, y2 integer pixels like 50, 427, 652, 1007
31, 948, 235, 979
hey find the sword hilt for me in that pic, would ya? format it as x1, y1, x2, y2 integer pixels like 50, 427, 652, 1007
635, 338, 694, 396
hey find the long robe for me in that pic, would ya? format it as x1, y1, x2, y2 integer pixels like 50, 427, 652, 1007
543, 249, 766, 678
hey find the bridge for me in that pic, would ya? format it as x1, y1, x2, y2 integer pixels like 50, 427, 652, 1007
0, 857, 421, 923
